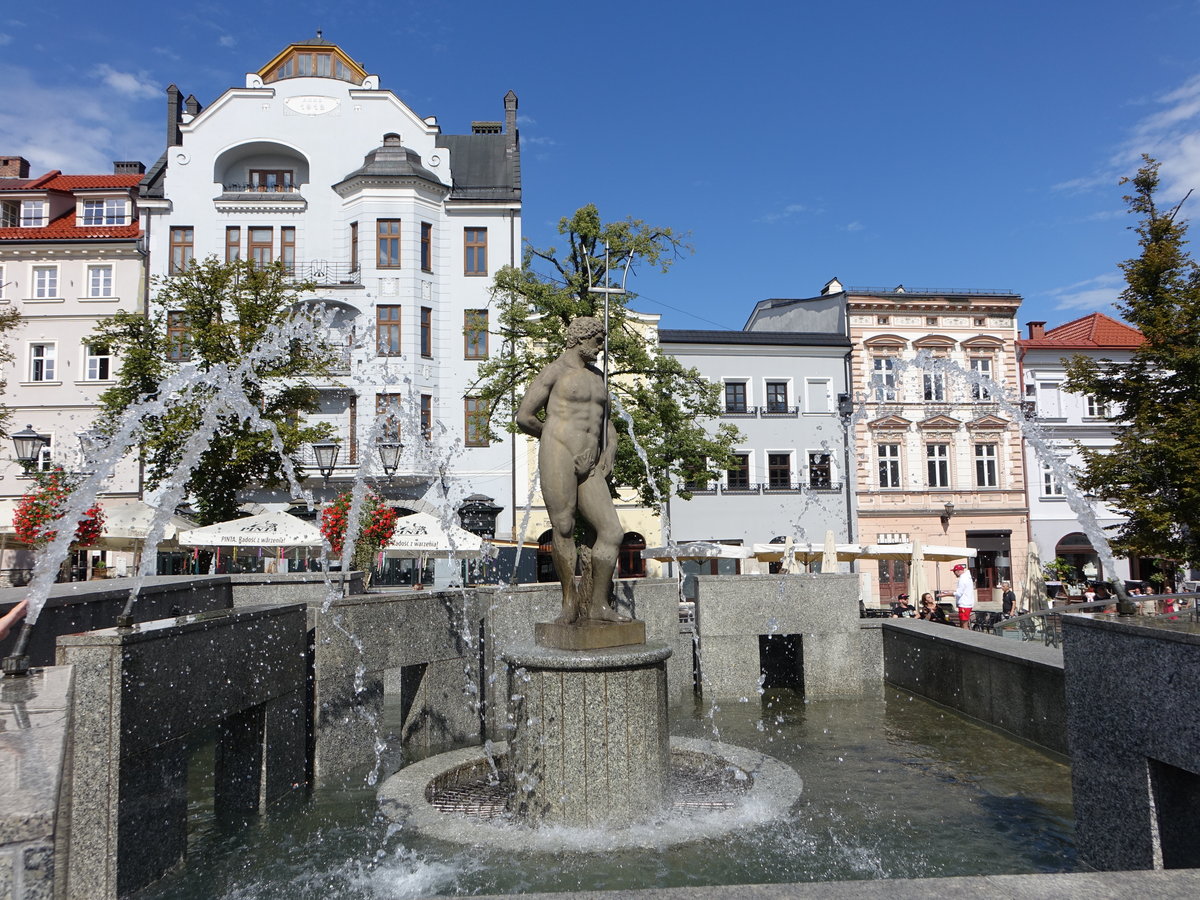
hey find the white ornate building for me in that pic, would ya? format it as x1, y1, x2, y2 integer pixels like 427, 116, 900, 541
139, 35, 523, 549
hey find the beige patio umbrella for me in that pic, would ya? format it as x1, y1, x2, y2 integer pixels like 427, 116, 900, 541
641, 541, 754, 562
907, 536, 930, 606
1021, 541, 1048, 612
821, 530, 839, 573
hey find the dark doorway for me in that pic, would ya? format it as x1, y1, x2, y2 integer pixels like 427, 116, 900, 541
1150, 758, 1200, 868
758, 634, 803, 690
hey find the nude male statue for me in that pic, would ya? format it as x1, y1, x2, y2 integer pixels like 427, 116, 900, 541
516, 316, 629, 625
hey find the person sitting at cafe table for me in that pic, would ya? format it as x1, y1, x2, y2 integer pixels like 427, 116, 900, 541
889, 593, 916, 617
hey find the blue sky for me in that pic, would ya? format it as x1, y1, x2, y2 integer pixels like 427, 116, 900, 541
5, 0, 1200, 331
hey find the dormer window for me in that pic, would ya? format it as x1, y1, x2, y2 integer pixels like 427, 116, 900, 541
20, 200, 47, 227
0, 200, 17, 228
81, 198, 128, 226
263, 46, 360, 84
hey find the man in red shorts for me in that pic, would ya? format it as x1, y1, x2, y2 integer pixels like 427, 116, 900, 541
948, 562, 975, 628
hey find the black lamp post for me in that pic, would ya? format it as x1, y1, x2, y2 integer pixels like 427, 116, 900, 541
11, 424, 47, 473
311, 439, 340, 487
376, 438, 403, 483
3, 427, 49, 677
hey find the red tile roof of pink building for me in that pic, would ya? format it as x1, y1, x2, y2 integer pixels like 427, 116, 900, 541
0, 170, 142, 240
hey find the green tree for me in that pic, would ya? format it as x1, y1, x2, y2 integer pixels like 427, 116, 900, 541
92, 257, 333, 524
1064, 156, 1200, 565
475, 204, 740, 508
0, 306, 21, 436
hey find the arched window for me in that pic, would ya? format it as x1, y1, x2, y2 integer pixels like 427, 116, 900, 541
618, 532, 647, 578
536, 529, 557, 583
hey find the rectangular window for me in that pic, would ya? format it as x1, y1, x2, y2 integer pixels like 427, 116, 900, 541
248, 169, 293, 192
169, 226, 194, 274
85, 343, 112, 381
281, 226, 296, 272
166, 311, 189, 362
923, 372, 946, 402
878, 443, 901, 488
349, 221, 359, 271
970, 357, 992, 400
974, 444, 998, 488
805, 378, 831, 413
765, 381, 789, 413
420, 222, 433, 272
82, 198, 126, 226
0, 200, 16, 227
29, 343, 56, 381
35, 435, 53, 473
86, 265, 113, 298
1086, 396, 1110, 418
377, 219, 401, 268
225, 226, 241, 262
808, 451, 832, 489
1038, 382, 1062, 418
420, 394, 432, 440
0, 264, 4, 300
872, 357, 897, 401
724, 381, 747, 414
20, 200, 47, 227
465, 398, 489, 447
248, 227, 273, 267
767, 453, 791, 490
32, 265, 58, 299
376, 394, 401, 442
376, 306, 402, 356
464, 309, 488, 359
1042, 461, 1064, 497
726, 453, 751, 490
926, 443, 950, 488
420, 306, 433, 358
464, 227, 487, 275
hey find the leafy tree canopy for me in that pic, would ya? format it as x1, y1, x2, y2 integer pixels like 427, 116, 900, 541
1064, 157, 1200, 565
92, 257, 334, 524
475, 204, 740, 508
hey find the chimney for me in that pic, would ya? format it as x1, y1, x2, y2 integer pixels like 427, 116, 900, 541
471, 122, 502, 134
185, 94, 202, 117
113, 161, 146, 175
0, 156, 31, 178
504, 90, 518, 139
1027, 321, 1046, 340
166, 84, 183, 147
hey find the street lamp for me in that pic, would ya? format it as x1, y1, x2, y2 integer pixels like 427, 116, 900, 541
311, 439, 340, 486
376, 438, 403, 482
11, 424, 47, 472
940, 501, 956, 529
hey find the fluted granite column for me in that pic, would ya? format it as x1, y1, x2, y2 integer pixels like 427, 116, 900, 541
503, 642, 671, 827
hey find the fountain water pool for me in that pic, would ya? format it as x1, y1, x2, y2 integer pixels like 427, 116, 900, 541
137, 688, 1075, 899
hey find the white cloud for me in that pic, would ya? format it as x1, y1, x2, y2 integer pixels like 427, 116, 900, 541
0, 34, 11, 46
0, 64, 161, 174
218, 35, 235, 48
842, 220, 864, 232
95, 65, 161, 100
1045, 272, 1124, 312
521, 134, 556, 146
758, 203, 812, 224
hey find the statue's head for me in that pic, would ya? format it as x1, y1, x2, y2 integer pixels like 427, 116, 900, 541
565, 316, 605, 348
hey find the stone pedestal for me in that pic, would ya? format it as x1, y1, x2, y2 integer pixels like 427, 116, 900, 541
534, 618, 645, 650
503, 642, 671, 827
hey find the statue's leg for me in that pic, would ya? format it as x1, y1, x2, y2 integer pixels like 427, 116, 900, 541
577, 474, 628, 622
540, 444, 580, 623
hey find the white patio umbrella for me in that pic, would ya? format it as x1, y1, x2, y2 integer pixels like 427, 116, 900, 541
383, 512, 485, 559
176, 511, 323, 548
641, 541, 754, 562
857, 543, 976, 563
95, 500, 197, 549
752, 541, 860, 566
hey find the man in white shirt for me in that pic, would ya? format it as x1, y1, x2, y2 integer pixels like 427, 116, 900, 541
945, 562, 975, 629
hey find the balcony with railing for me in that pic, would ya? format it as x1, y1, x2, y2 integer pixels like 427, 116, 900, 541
759, 404, 799, 418
720, 405, 758, 419
763, 480, 804, 493
283, 261, 361, 286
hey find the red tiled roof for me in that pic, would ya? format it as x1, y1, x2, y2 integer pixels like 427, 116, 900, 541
43, 174, 143, 190
0, 209, 140, 241
1020, 313, 1144, 350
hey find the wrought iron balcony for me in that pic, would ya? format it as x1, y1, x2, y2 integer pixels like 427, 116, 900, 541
283, 261, 362, 286
763, 481, 804, 493
721, 481, 762, 495
721, 406, 758, 419
221, 182, 302, 193
759, 405, 799, 418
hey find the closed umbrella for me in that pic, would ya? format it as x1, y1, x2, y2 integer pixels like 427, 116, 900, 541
1022, 541, 1047, 612
821, 530, 839, 573
908, 536, 929, 606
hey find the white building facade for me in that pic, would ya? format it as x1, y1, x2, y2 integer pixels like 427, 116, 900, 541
657, 327, 856, 572
139, 36, 522, 541
1016, 314, 1142, 587
0, 157, 147, 582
